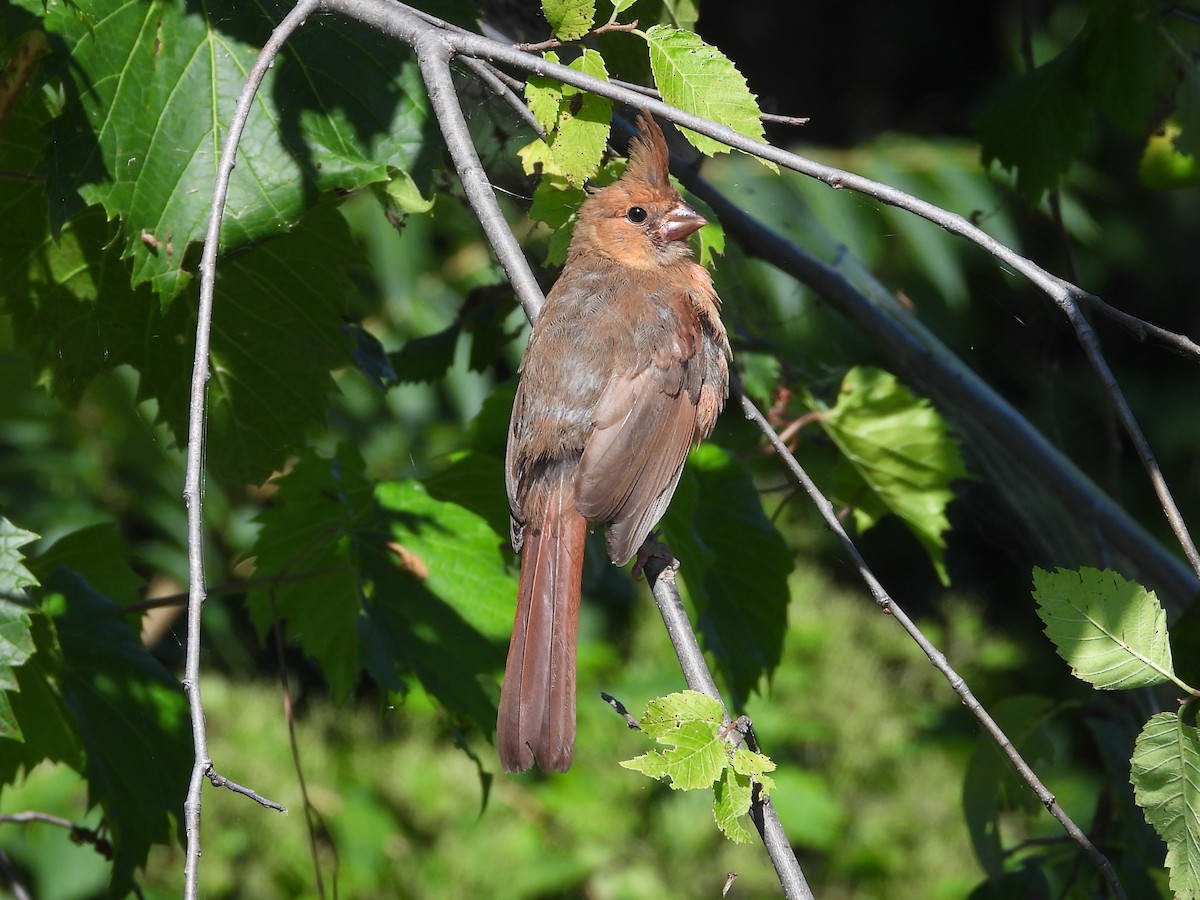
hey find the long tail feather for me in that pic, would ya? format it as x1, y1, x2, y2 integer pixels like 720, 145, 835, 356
497, 474, 587, 772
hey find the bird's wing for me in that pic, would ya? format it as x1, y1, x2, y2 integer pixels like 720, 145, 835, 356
573, 294, 710, 566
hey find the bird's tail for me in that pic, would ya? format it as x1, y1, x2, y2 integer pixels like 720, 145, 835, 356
497, 473, 587, 772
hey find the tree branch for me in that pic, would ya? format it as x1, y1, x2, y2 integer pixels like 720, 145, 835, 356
184, 2, 312, 896
641, 548, 814, 900
737, 382, 1130, 900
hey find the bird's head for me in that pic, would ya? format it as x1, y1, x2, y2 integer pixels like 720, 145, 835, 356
571, 111, 706, 269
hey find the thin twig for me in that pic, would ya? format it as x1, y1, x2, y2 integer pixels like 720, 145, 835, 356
641, 547, 814, 900
0, 849, 32, 900
0, 811, 113, 860
272, 598, 329, 898
122, 566, 345, 615
184, 1, 314, 896
607, 77, 809, 126
205, 767, 288, 812
517, 19, 638, 52
737, 382, 1129, 900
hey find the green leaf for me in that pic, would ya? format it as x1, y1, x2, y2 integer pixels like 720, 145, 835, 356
525, 54, 564, 132
543, 0, 595, 41
621, 691, 776, 845
713, 767, 755, 843
555, 50, 613, 187
659, 444, 792, 705
962, 695, 1057, 880
639, 689, 724, 738
0, 598, 35, 743
620, 691, 726, 790
246, 445, 378, 701
1082, 1, 1161, 136
1032, 567, 1177, 690
3, 192, 358, 487
816, 367, 967, 585
247, 447, 511, 729
30, 524, 144, 606
974, 42, 1091, 201
642, 25, 768, 162
33, 0, 430, 300
520, 50, 611, 187
1130, 710, 1200, 900
0, 518, 38, 597
43, 569, 191, 897
0, 520, 38, 742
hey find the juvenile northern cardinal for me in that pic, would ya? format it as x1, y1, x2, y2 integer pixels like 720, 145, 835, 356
498, 112, 731, 772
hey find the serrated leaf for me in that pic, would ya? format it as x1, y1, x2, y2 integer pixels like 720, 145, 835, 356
0, 598, 35, 742
1130, 711, 1200, 900
543, 0, 595, 41
642, 25, 768, 163
526, 54, 564, 132
4, 193, 359, 487
246, 445, 376, 701
44, 569, 190, 897
620, 719, 725, 790
551, 50, 612, 187
1032, 567, 1175, 690
178, 203, 358, 486
817, 367, 967, 585
34, 0, 430, 301
639, 689, 725, 739
714, 767, 756, 843
659, 444, 791, 705
0, 518, 38, 597
520, 50, 610, 187
731, 745, 775, 779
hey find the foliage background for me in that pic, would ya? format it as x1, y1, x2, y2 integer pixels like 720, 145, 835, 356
0, 0, 1196, 897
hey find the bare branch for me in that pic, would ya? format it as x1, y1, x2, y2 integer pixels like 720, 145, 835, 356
185, 1, 318, 895
737, 384, 1129, 900
205, 767, 288, 813
640, 544, 815, 900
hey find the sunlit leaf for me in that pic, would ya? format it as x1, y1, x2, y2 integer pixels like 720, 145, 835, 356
817, 367, 967, 585
1032, 567, 1175, 690
542, 0, 595, 41
1131, 711, 1200, 900
642, 25, 768, 164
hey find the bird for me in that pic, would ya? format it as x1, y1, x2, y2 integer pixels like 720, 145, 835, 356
498, 111, 731, 772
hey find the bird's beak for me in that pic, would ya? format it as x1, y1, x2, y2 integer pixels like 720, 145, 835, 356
657, 202, 707, 242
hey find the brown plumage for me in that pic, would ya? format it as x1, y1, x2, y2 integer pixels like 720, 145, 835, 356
498, 112, 731, 772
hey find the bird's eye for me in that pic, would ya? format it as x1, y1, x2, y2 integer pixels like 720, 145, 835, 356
625, 206, 648, 224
